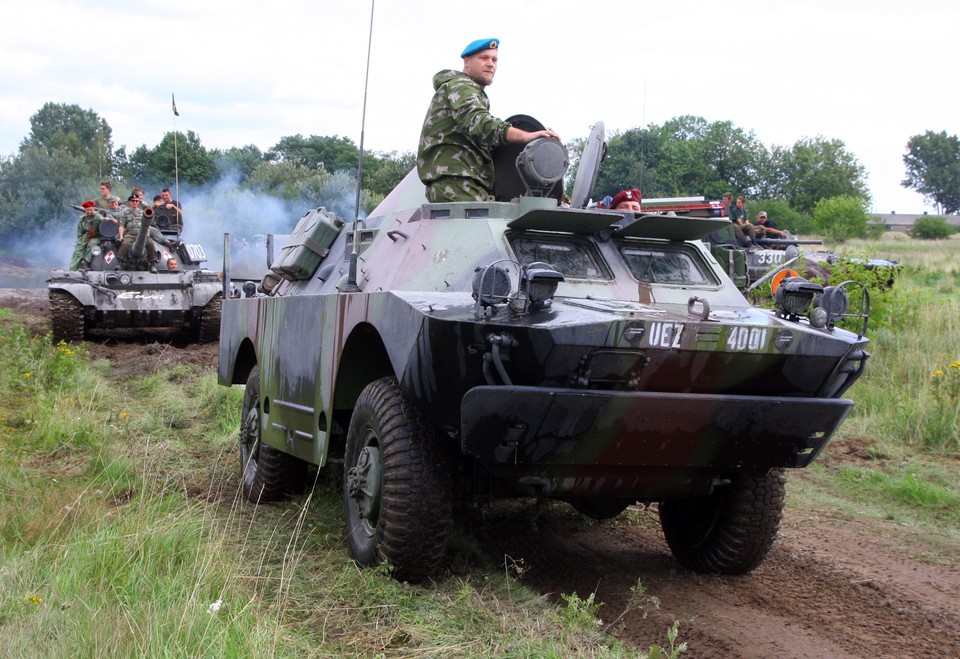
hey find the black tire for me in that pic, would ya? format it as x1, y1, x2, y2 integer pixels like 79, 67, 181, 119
239, 366, 306, 503
343, 377, 451, 583
569, 497, 634, 520
659, 469, 786, 575
195, 294, 222, 344
49, 290, 85, 343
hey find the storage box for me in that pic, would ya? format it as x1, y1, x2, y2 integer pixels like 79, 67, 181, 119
271, 207, 344, 281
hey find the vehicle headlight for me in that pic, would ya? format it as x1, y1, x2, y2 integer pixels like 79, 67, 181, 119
521, 261, 564, 308
472, 265, 512, 307
774, 276, 823, 319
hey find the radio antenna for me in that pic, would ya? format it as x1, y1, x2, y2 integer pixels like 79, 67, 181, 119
343, 0, 376, 292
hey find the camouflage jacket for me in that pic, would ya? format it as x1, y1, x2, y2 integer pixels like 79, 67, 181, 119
120, 206, 164, 242
76, 214, 98, 242
417, 70, 511, 194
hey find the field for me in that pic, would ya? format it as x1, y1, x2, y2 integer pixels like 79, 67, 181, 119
0, 232, 958, 657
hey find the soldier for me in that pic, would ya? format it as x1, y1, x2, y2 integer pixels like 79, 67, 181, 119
69, 201, 100, 269
94, 182, 113, 212
417, 38, 559, 203
754, 211, 789, 238
160, 188, 183, 230
104, 195, 124, 220
119, 195, 169, 272
609, 188, 642, 212
729, 195, 756, 246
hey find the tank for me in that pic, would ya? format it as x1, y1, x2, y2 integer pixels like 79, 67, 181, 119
48, 204, 223, 343
218, 118, 871, 583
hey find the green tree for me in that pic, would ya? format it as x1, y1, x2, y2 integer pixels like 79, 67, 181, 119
594, 127, 660, 197
214, 145, 265, 182
266, 134, 377, 176
20, 102, 114, 179
362, 151, 416, 197
0, 147, 91, 235
771, 137, 870, 214
594, 117, 766, 201
246, 159, 332, 202
127, 130, 217, 187
812, 195, 870, 243
902, 130, 960, 214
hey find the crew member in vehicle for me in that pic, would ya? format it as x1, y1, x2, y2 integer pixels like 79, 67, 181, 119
159, 188, 183, 230
417, 38, 559, 203
753, 211, 788, 238
94, 182, 113, 212
608, 188, 642, 212
729, 194, 756, 245
70, 201, 103, 270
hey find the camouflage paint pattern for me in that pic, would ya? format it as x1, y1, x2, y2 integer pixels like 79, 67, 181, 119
218, 171, 870, 501
417, 70, 511, 202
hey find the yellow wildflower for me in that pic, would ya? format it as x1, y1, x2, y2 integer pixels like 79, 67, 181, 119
950, 361, 960, 369
23, 373, 32, 379
932, 370, 944, 377
29, 596, 43, 605
119, 412, 128, 419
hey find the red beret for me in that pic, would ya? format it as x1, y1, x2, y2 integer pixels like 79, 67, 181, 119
81, 200, 96, 208
610, 188, 642, 209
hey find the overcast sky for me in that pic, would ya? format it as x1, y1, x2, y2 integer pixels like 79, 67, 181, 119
1, 0, 956, 215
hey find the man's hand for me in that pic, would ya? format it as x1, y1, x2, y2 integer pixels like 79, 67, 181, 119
506, 127, 561, 144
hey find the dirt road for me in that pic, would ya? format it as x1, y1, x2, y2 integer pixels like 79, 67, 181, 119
6, 287, 959, 658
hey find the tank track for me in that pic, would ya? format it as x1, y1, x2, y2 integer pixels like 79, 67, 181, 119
195, 294, 222, 344
49, 290, 85, 343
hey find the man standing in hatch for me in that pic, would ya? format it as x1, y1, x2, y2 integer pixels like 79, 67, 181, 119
418, 38, 559, 203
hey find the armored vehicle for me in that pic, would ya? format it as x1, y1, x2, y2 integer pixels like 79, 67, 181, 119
636, 197, 824, 291
219, 120, 870, 583
49, 205, 222, 343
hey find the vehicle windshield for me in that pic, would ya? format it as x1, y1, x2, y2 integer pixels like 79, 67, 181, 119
508, 233, 611, 280
618, 242, 718, 286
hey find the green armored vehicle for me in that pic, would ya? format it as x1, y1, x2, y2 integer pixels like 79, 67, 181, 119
49, 205, 222, 343
219, 120, 870, 582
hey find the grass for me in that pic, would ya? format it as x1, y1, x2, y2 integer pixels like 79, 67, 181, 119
0, 311, 656, 657
2, 232, 958, 655
785, 233, 960, 542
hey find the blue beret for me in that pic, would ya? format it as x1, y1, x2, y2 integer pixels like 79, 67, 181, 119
461, 38, 499, 58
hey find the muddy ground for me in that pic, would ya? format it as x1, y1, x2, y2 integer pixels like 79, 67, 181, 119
4, 286, 959, 658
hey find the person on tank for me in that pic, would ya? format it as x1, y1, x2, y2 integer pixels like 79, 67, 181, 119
417, 38, 559, 203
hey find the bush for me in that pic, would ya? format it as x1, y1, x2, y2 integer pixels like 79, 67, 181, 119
909, 215, 956, 240
812, 195, 871, 243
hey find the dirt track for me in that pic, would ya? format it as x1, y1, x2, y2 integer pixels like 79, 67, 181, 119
5, 286, 959, 658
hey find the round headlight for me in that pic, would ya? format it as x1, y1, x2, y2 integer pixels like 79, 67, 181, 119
91, 246, 102, 256
472, 265, 512, 307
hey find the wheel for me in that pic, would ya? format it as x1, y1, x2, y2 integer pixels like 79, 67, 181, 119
569, 497, 634, 520
194, 294, 222, 344
343, 377, 451, 583
659, 469, 786, 575
239, 366, 306, 503
49, 290, 85, 343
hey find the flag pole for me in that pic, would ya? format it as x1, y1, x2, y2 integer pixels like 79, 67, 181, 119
172, 93, 181, 239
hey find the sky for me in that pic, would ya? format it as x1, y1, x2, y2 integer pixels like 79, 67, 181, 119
1, 0, 958, 216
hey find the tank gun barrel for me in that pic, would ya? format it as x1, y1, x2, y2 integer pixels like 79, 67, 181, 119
130, 207, 155, 261
756, 238, 823, 246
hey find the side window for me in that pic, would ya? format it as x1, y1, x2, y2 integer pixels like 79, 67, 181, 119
509, 234, 612, 280
619, 244, 718, 285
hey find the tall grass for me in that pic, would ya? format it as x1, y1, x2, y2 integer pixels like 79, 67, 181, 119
831, 233, 960, 454
0, 312, 649, 657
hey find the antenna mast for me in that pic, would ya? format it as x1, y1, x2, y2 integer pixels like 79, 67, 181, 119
343, 0, 376, 293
